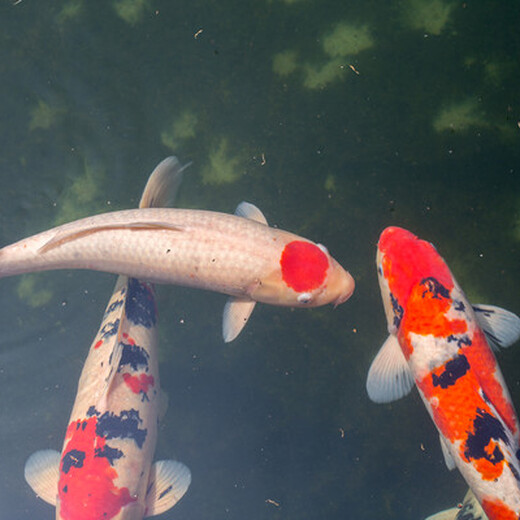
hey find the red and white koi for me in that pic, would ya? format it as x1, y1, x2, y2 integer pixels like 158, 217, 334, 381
367, 226, 520, 520
24, 157, 191, 519
0, 163, 354, 342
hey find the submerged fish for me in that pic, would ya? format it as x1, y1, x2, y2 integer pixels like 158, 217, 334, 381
426, 489, 487, 520
0, 161, 354, 342
367, 226, 520, 520
24, 157, 191, 519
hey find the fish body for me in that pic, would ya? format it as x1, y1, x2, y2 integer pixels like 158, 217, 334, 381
367, 226, 520, 520
24, 157, 191, 519
0, 190, 354, 341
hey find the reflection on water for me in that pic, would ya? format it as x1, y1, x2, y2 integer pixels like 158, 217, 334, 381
0, 1, 519, 519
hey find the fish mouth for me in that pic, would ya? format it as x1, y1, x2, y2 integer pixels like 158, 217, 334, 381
333, 271, 355, 307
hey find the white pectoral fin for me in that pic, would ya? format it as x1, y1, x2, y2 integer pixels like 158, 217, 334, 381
145, 460, 192, 516
366, 335, 414, 403
439, 434, 456, 471
222, 297, 257, 343
24, 449, 60, 505
424, 508, 460, 520
234, 201, 268, 225
473, 304, 520, 351
139, 156, 190, 209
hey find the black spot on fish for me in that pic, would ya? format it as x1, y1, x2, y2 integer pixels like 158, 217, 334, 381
464, 409, 508, 465
104, 297, 125, 318
95, 409, 147, 449
62, 449, 85, 474
453, 299, 465, 312
125, 278, 156, 328
390, 292, 403, 329
447, 334, 472, 349
432, 355, 470, 389
87, 406, 98, 418
120, 343, 149, 372
95, 445, 124, 465
420, 277, 451, 300
159, 485, 173, 500
62, 485, 68, 494
100, 319, 120, 340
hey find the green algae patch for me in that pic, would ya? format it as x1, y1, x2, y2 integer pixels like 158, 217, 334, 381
303, 57, 345, 90
113, 0, 149, 25
201, 138, 244, 185
272, 50, 299, 77
322, 22, 374, 57
433, 99, 486, 133
17, 275, 53, 308
400, 0, 455, 36
161, 110, 198, 151
29, 100, 65, 131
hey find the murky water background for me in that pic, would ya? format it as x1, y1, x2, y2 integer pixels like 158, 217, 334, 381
0, 1, 519, 519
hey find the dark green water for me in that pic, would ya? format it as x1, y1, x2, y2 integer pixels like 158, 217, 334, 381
0, 1, 519, 518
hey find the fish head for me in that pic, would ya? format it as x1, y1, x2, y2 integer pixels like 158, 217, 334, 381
376, 226, 454, 334
250, 240, 355, 307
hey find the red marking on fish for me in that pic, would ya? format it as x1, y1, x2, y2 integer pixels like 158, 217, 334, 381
280, 241, 329, 292
59, 417, 135, 520
123, 373, 155, 394
94, 340, 103, 349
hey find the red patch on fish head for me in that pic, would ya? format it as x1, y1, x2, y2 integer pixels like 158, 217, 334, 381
378, 227, 454, 307
280, 241, 329, 292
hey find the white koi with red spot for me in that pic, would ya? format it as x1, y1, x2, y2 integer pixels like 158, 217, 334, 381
0, 165, 354, 342
24, 157, 191, 520
367, 226, 520, 520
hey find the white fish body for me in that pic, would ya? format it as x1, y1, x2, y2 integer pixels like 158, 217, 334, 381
0, 172, 354, 341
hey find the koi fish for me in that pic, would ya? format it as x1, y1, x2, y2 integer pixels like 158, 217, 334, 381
425, 489, 487, 520
24, 157, 191, 519
0, 162, 354, 342
366, 226, 520, 520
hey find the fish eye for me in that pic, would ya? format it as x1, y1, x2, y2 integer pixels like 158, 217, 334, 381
297, 292, 313, 304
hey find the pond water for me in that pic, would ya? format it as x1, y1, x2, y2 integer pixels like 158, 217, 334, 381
0, 1, 519, 519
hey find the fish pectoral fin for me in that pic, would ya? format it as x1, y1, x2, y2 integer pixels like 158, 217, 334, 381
234, 201, 268, 225
472, 304, 520, 351
222, 297, 257, 343
145, 460, 191, 516
439, 434, 456, 471
39, 221, 184, 254
366, 334, 414, 403
139, 156, 190, 209
24, 449, 60, 506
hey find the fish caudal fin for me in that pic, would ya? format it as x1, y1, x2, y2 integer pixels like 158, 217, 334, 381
222, 297, 257, 343
424, 507, 460, 520
139, 156, 191, 209
145, 460, 191, 516
472, 304, 520, 351
24, 449, 60, 506
366, 334, 414, 403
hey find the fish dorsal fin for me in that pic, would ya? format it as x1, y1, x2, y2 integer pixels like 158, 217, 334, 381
234, 202, 268, 225
439, 434, 456, 471
139, 156, 190, 209
39, 221, 184, 254
145, 460, 191, 516
366, 334, 414, 403
222, 297, 257, 343
24, 449, 60, 506
472, 304, 520, 351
